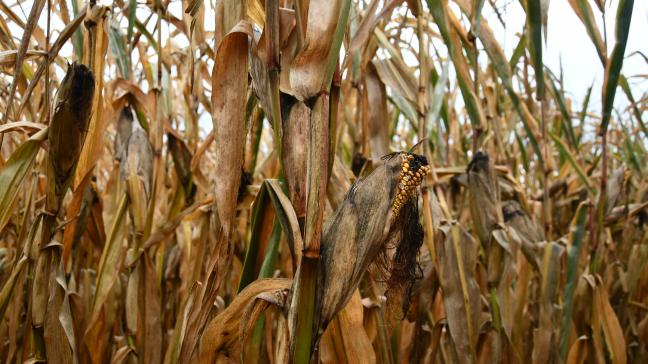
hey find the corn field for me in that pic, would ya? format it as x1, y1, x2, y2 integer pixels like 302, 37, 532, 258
0, 0, 646, 362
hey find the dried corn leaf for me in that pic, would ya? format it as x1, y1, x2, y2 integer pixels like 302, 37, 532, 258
320, 290, 376, 364
288, 0, 350, 99
592, 276, 626, 364
364, 63, 389, 160
526, 0, 545, 98
601, 0, 634, 134
428, 0, 485, 128
211, 20, 251, 237
73, 7, 109, 189
435, 221, 480, 363
568, 0, 606, 64
198, 278, 291, 362
0, 128, 47, 232
84, 195, 128, 359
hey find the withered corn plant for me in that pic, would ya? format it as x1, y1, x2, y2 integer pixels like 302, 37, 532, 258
0, 0, 647, 363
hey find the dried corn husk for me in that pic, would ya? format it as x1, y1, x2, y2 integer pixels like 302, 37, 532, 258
47, 62, 95, 211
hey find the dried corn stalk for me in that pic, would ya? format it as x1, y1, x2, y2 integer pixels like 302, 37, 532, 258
33, 62, 95, 362
198, 152, 429, 361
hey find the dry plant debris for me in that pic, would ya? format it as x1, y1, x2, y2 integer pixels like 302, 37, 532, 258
0, 0, 646, 363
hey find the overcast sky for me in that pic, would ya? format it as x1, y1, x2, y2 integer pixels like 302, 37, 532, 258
484, 0, 647, 110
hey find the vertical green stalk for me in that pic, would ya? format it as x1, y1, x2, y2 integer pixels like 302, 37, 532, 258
489, 287, 502, 332
292, 257, 320, 363
289, 0, 348, 356
71, 0, 83, 60
541, 100, 551, 239
594, 0, 634, 261
27, 135, 54, 353
526, 0, 545, 99
259, 221, 282, 277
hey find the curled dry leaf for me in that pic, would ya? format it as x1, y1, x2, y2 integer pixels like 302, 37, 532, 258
72, 5, 109, 190
249, 7, 296, 118
0, 128, 47, 233
197, 278, 292, 362
435, 221, 480, 364
211, 20, 252, 237
320, 290, 376, 364
364, 63, 389, 161
288, 0, 345, 100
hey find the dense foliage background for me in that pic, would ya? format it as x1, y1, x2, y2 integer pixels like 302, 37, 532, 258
0, 0, 646, 362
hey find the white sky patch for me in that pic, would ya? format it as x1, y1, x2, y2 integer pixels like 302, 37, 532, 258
484, 0, 647, 109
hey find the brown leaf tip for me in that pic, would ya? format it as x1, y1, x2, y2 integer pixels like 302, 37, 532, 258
466, 151, 489, 174
67, 62, 96, 122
